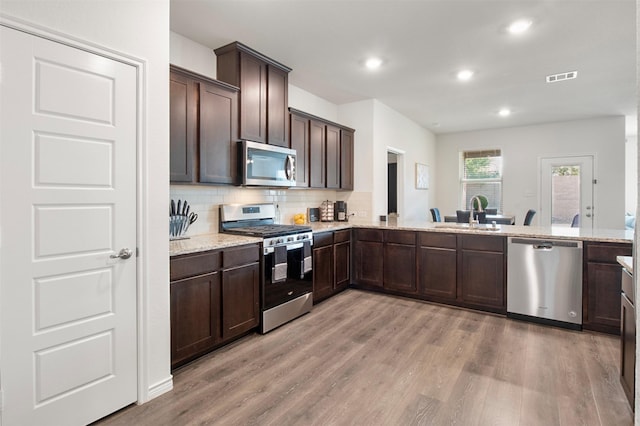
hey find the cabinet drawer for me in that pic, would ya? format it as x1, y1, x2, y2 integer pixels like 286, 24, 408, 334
223, 244, 260, 269
386, 230, 416, 245
356, 228, 383, 242
171, 250, 221, 281
586, 243, 632, 263
461, 234, 504, 253
314, 232, 334, 248
334, 229, 351, 243
419, 232, 456, 249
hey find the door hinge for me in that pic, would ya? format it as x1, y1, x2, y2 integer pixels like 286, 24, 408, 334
593, 179, 597, 184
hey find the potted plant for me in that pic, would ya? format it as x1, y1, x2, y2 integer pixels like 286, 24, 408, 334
471, 194, 488, 211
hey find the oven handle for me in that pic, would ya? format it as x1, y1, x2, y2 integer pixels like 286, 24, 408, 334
264, 241, 312, 254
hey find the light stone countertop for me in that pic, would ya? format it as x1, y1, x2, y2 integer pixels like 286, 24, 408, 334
170, 233, 261, 257
347, 219, 633, 243
170, 220, 632, 257
617, 256, 633, 274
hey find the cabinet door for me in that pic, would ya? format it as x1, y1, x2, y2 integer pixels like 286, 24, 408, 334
290, 113, 310, 187
267, 66, 288, 147
460, 249, 505, 310
418, 246, 457, 300
313, 245, 334, 302
326, 125, 340, 189
309, 119, 326, 188
199, 81, 238, 184
587, 263, 622, 331
170, 272, 221, 368
169, 71, 197, 182
222, 262, 260, 340
340, 129, 354, 190
384, 243, 417, 293
620, 293, 635, 407
334, 240, 351, 291
354, 240, 383, 288
239, 52, 267, 143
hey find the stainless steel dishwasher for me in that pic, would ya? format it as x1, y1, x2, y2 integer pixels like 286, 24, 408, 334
507, 237, 583, 329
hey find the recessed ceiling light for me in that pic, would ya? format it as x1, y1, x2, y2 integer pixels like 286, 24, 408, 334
498, 108, 511, 117
365, 57, 383, 70
508, 19, 532, 34
457, 69, 474, 81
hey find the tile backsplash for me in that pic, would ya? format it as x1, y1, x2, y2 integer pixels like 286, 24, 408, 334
170, 185, 373, 236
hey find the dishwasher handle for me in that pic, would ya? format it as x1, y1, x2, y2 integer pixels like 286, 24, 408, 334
533, 243, 553, 250
509, 237, 582, 249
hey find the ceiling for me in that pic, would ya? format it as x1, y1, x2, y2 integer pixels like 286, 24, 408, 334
170, 0, 637, 135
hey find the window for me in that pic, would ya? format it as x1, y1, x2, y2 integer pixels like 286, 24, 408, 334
460, 149, 503, 211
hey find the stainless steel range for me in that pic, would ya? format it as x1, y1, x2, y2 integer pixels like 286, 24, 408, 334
220, 203, 313, 333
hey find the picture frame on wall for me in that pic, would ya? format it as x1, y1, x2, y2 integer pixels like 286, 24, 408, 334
416, 163, 429, 189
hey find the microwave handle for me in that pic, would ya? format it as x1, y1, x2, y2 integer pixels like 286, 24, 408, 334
285, 155, 295, 180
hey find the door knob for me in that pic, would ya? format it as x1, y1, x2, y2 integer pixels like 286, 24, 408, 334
110, 248, 133, 259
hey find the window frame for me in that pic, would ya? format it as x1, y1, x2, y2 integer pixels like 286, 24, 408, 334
459, 149, 503, 211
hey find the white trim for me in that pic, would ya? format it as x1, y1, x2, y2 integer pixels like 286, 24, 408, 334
145, 377, 174, 403
0, 13, 173, 406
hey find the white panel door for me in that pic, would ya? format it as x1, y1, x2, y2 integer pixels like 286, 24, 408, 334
540, 155, 594, 229
0, 26, 138, 425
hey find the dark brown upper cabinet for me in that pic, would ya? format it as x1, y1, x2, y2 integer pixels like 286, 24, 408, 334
325, 125, 340, 189
340, 129, 354, 190
214, 42, 291, 146
289, 111, 310, 187
289, 108, 355, 191
169, 70, 197, 182
169, 65, 239, 185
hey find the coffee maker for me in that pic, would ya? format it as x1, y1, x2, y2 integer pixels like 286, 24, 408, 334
334, 201, 348, 221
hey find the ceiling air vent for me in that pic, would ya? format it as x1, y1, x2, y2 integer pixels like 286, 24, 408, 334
546, 71, 578, 83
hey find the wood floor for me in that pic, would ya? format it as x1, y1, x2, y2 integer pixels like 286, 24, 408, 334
97, 289, 633, 426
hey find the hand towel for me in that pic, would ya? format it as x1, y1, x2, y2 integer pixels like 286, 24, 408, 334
272, 245, 288, 283
302, 241, 312, 274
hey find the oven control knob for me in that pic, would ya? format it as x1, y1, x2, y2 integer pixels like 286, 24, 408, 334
277, 238, 283, 244
287, 236, 294, 242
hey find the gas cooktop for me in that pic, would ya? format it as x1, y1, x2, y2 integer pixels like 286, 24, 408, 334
223, 224, 311, 238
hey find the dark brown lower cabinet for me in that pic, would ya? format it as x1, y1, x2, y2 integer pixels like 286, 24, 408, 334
383, 231, 417, 293
458, 235, 506, 313
620, 284, 635, 409
170, 243, 260, 369
313, 230, 351, 303
418, 233, 457, 301
583, 242, 632, 334
353, 229, 384, 288
222, 262, 260, 340
313, 232, 334, 302
170, 272, 221, 367
334, 231, 351, 291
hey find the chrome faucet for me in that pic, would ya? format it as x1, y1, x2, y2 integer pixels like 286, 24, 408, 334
469, 196, 484, 226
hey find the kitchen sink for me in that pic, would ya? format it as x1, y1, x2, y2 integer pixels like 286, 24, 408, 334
434, 223, 502, 232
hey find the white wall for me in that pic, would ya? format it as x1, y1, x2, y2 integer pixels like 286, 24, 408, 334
436, 116, 626, 229
0, 0, 172, 403
372, 101, 437, 222
626, 136, 638, 214
170, 31, 216, 77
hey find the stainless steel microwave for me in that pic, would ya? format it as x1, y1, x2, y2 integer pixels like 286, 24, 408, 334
239, 140, 296, 187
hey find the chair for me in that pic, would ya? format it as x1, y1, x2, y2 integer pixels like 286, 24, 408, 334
571, 214, 580, 228
430, 208, 441, 223
485, 208, 498, 215
523, 209, 536, 226
474, 211, 487, 224
456, 210, 471, 223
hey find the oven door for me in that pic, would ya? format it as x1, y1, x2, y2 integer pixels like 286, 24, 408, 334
241, 140, 296, 187
263, 244, 312, 310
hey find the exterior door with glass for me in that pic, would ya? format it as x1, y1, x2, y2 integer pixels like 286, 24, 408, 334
540, 156, 594, 229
